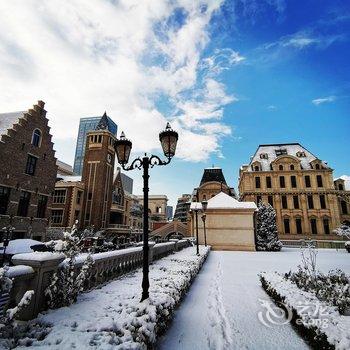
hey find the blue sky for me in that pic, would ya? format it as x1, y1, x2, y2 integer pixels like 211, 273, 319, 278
0, 0, 349, 207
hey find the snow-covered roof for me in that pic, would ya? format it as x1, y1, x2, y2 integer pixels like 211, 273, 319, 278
248, 143, 327, 171
0, 239, 44, 255
335, 175, 350, 190
57, 175, 82, 182
0, 111, 25, 136
199, 192, 256, 210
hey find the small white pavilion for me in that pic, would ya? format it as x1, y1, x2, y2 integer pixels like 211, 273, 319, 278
190, 192, 257, 251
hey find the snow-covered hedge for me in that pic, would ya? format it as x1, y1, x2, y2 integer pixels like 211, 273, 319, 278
11, 246, 210, 349
260, 271, 350, 350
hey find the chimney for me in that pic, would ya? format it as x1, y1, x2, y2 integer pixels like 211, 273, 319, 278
37, 100, 45, 108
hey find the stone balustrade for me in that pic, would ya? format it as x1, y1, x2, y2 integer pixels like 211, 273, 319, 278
4, 239, 190, 320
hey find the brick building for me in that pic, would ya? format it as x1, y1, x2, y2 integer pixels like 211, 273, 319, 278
239, 143, 342, 240
0, 101, 57, 241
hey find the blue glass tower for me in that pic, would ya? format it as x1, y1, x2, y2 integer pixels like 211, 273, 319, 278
73, 113, 118, 175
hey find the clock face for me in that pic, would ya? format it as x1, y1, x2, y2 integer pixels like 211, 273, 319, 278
107, 154, 112, 163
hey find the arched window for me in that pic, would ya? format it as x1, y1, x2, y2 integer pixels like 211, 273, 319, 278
339, 184, 344, 191
32, 129, 42, 147
279, 165, 283, 171
315, 164, 320, 170
254, 165, 260, 171
290, 164, 295, 170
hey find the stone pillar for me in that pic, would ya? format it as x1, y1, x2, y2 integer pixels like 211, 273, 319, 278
12, 252, 65, 320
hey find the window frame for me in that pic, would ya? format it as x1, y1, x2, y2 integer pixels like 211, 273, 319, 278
31, 129, 42, 147
17, 191, 31, 217
25, 154, 38, 176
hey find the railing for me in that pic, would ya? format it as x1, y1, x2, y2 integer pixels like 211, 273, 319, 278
107, 224, 131, 230
281, 239, 346, 250
7, 239, 190, 320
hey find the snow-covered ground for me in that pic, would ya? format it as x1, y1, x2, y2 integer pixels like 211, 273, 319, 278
158, 248, 350, 350
13, 246, 209, 349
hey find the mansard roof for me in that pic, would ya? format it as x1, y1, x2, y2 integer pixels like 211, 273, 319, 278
200, 167, 227, 186
248, 143, 329, 171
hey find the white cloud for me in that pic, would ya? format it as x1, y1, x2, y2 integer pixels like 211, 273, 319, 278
0, 0, 240, 165
267, 105, 277, 110
312, 96, 336, 105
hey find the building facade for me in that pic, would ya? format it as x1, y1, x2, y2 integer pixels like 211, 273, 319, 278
120, 170, 133, 194
73, 114, 117, 175
192, 167, 236, 203
137, 195, 168, 222
334, 175, 350, 224
51, 177, 84, 229
239, 143, 341, 240
0, 101, 57, 241
166, 205, 173, 221
81, 115, 117, 230
174, 194, 191, 223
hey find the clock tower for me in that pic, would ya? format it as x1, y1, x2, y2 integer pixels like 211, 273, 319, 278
81, 113, 117, 230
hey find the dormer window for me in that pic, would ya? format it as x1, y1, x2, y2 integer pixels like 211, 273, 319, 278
315, 164, 320, 170
290, 164, 295, 170
296, 151, 306, 158
32, 129, 42, 147
279, 165, 284, 171
275, 149, 287, 156
254, 166, 260, 171
260, 153, 268, 159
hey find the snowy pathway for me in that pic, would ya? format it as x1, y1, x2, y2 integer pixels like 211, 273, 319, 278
158, 248, 350, 350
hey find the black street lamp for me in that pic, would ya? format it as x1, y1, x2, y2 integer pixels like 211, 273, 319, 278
201, 200, 208, 247
2, 215, 14, 266
114, 122, 178, 302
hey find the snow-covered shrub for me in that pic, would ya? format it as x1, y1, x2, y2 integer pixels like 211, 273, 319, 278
45, 222, 94, 309
283, 244, 350, 315
255, 201, 282, 251
334, 223, 350, 253
0, 266, 35, 349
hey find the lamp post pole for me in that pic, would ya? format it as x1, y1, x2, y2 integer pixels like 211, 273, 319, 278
202, 214, 207, 247
142, 156, 150, 301
114, 123, 178, 302
195, 210, 199, 255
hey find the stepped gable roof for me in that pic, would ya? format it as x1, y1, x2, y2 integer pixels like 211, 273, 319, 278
248, 143, 328, 171
0, 111, 25, 137
200, 167, 227, 186
207, 192, 257, 210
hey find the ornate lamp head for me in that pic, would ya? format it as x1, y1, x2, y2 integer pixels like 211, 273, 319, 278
115, 131, 132, 165
201, 200, 208, 211
159, 122, 178, 159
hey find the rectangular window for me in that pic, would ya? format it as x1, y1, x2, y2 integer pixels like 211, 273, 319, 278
293, 195, 299, 209
37, 195, 48, 218
296, 218, 302, 234
255, 177, 261, 189
284, 218, 290, 234
317, 175, 323, 187
310, 218, 318, 234
279, 176, 285, 188
291, 176, 297, 188
256, 195, 262, 204
308, 195, 314, 209
268, 195, 273, 207
305, 175, 311, 188
25, 155, 38, 175
275, 149, 287, 156
53, 189, 66, 204
17, 191, 31, 217
266, 176, 272, 188
0, 186, 11, 215
319, 195, 326, 209
323, 219, 330, 235
51, 209, 63, 224
76, 191, 82, 204
341, 201, 348, 214
282, 195, 288, 209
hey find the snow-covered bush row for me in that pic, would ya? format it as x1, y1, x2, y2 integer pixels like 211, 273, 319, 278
260, 271, 350, 350
286, 268, 350, 315
11, 246, 210, 349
